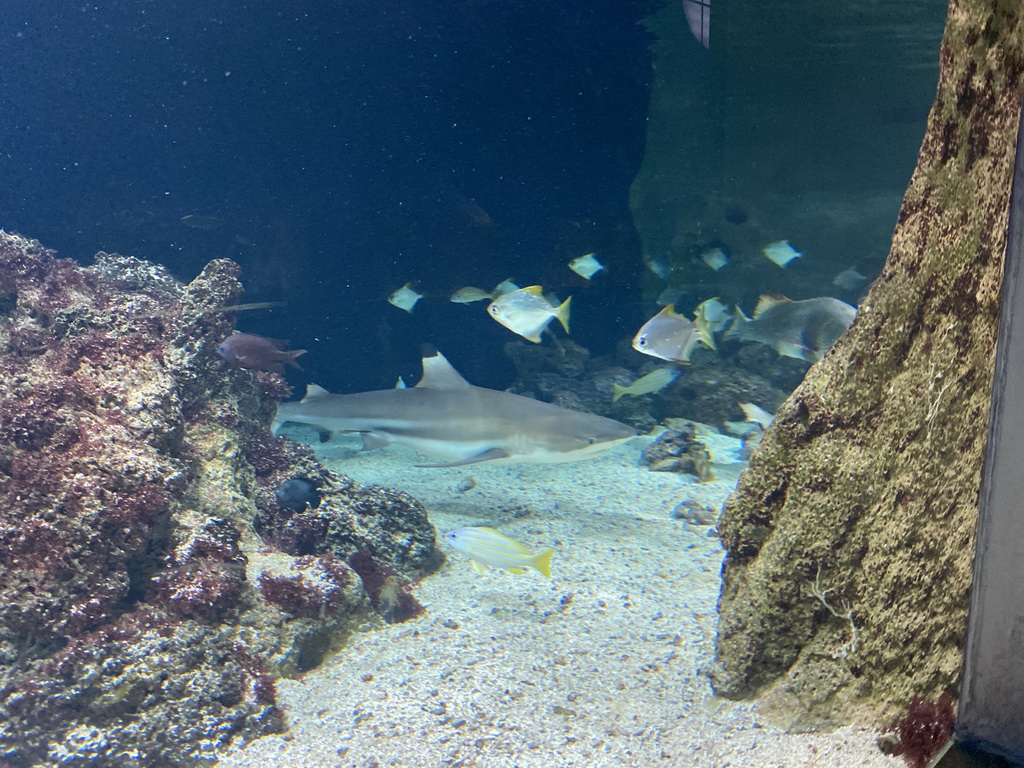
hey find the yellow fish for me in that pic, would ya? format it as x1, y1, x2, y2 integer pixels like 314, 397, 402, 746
444, 526, 553, 578
487, 285, 571, 343
611, 367, 679, 402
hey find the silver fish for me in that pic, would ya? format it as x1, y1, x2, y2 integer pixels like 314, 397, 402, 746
632, 305, 702, 363
487, 285, 571, 343
273, 346, 636, 467
726, 295, 856, 362
832, 268, 870, 292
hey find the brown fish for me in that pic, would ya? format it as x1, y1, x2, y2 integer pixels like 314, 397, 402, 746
217, 333, 306, 374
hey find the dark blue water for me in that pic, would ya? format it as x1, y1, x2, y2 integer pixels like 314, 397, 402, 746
0, 0, 655, 391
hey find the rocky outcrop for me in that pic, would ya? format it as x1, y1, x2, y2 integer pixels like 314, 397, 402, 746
0, 235, 441, 767
710, 0, 1024, 727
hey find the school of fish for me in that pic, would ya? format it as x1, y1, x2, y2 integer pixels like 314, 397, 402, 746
229, 239, 864, 585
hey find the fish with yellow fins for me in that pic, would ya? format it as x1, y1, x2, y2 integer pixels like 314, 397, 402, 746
692, 297, 730, 350
444, 526, 553, 578
450, 279, 521, 304
487, 285, 571, 343
632, 304, 702, 363
612, 367, 679, 402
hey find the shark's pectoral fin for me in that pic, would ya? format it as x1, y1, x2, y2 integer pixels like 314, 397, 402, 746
415, 447, 511, 468
359, 432, 391, 451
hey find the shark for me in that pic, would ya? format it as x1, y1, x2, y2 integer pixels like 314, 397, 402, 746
272, 346, 637, 467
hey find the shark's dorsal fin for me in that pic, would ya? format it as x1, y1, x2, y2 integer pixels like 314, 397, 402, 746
753, 293, 791, 319
416, 345, 471, 389
301, 383, 333, 402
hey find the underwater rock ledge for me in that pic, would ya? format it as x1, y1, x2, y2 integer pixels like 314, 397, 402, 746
710, 0, 1024, 728
0, 235, 441, 767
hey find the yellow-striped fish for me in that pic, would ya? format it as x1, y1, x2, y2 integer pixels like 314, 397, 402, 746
444, 526, 553, 578
450, 286, 494, 304
611, 367, 679, 402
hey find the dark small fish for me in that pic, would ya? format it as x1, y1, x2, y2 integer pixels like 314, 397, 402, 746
217, 333, 306, 374
180, 214, 224, 230
209, 301, 288, 314
275, 478, 320, 511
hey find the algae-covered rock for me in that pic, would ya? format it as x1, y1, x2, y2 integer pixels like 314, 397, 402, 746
710, 0, 1024, 727
0, 234, 441, 766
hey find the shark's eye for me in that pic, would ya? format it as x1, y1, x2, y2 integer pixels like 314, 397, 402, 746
586, 437, 596, 445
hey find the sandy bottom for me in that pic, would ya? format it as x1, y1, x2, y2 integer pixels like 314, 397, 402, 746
216, 429, 899, 768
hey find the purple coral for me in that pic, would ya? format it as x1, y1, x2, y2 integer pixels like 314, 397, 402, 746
258, 555, 351, 618
349, 549, 425, 624
883, 692, 956, 768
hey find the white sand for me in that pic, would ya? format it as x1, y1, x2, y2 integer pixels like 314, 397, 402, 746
216, 430, 899, 768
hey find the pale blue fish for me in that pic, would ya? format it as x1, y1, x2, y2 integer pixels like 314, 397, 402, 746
701, 247, 728, 271
568, 253, 604, 280
832, 268, 870, 292
762, 240, 802, 268
445, 526, 553, 578
388, 283, 423, 313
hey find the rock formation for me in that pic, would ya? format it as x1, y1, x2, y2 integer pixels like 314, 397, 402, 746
0, 235, 441, 766
711, 0, 1024, 726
